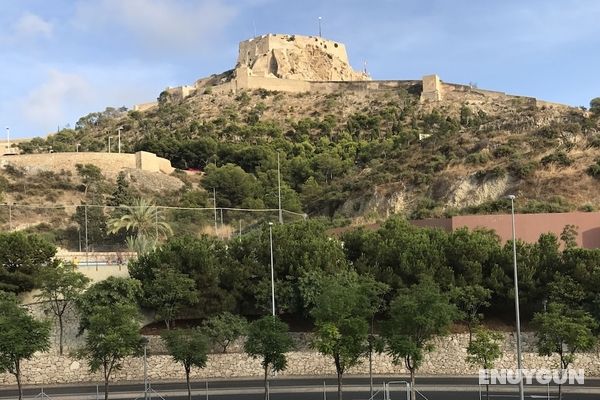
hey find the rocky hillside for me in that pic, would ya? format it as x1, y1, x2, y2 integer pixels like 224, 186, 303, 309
17, 85, 600, 221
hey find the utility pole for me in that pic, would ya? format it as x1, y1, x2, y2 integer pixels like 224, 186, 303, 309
269, 222, 275, 316
277, 153, 283, 224
117, 126, 123, 153
213, 188, 218, 237
84, 205, 89, 264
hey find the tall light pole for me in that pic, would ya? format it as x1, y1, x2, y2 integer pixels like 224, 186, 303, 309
277, 153, 283, 224
269, 222, 275, 316
117, 126, 123, 153
5, 127, 9, 155
508, 194, 525, 400
108, 136, 112, 153
318, 17, 322, 37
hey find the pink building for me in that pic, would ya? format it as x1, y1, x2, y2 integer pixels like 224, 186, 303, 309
413, 212, 600, 248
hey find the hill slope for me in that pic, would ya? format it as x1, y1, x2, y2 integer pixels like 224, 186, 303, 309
16, 84, 600, 220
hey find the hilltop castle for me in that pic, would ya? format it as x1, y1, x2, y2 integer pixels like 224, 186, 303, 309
133, 34, 567, 112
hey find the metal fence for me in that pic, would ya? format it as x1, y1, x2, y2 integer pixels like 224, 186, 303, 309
0, 203, 307, 254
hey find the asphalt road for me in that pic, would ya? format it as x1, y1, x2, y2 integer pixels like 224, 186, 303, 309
2, 376, 600, 400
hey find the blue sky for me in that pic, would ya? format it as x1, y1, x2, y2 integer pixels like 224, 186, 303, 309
1, 0, 599, 138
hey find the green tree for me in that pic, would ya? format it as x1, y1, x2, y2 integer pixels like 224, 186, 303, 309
382, 279, 458, 400
451, 285, 492, 343
0, 232, 56, 293
77, 303, 142, 400
229, 220, 348, 315
73, 204, 108, 250
162, 328, 209, 400
146, 267, 198, 329
76, 277, 142, 334
533, 303, 597, 400
108, 198, 173, 254
244, 316, 294, 400
309, 271, 387, 400
35, 261, 90, 355
201, 163, 260, 207
0, 292, 51, 400
107, 172, 136, 207
202, 312, 248, 353
560, 224, 579, 250
466, 328, 503, 400
590, 97, 600, 117
129, 236, 234, 319
75, 163, 104, 196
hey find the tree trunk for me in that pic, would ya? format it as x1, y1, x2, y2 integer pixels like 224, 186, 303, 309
337, 371, 343, 400
186, 367, 192, 400
264, 364, 269, 400
58, 314, 64, 355
104, 366, 110, 400
369, 341, 373, 399
104, 378, 109, 400
410, 369, 416, 400
15, 361, 22, 400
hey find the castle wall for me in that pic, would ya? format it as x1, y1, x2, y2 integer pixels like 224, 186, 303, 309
0, 151, 174, 179
132, 102, 158, 112
238, 34, 349, 68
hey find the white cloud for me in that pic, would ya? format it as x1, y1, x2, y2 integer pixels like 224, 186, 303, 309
13, 12, 53, 39
19, 70, 91, 131
73, 0, 239, 52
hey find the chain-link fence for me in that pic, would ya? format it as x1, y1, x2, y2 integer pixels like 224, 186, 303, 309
0, 203, 307, 255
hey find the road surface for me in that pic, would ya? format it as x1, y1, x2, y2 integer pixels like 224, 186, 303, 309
2, 376, 600, 399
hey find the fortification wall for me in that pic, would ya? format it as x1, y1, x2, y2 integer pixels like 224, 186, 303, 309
132, 102, 158, 112
238, 34, 349, 67
2, 332, 599, 385
0, 151, 174, 179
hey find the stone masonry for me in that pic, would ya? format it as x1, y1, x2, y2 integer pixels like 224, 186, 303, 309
3, 333, 600, 385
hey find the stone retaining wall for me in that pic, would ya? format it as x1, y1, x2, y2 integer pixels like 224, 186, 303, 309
3, 333, 600, 385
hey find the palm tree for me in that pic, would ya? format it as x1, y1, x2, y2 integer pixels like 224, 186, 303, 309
108, 198, 172, 253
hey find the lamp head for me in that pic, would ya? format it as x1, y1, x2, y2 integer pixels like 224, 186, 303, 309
268, 222, 273, 226
507, 195, 516, 200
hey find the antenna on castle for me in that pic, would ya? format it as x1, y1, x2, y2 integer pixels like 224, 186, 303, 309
318, 16, 322, 37
363, 60, 368, 75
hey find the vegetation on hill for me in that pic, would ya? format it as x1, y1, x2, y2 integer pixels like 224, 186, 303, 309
14, 89, 600, 222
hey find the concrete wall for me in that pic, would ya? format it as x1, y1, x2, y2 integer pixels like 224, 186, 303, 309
0, 151, 174, 179
2, 332, 599, 385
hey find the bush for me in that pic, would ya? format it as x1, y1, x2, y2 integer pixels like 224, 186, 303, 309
509, 160, 537, 179
540, 151, 572, 167
465, 152, 490, 165
586, 160, 600, 178
492, 145, 516, 158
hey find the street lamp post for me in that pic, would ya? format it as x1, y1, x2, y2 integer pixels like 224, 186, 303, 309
269, 222, 275, 316
5, 127, 9, 155
508, 194, 525, 400
318, 17, 322, 37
